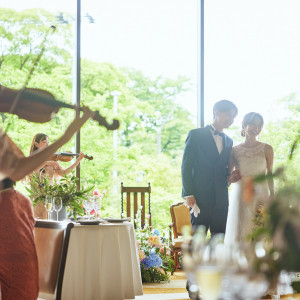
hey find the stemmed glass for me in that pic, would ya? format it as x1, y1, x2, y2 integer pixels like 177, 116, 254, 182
53, 197, 62, 221
45, 195, 53, 220
83, 199, 93, 220
196, 237, 224, 300
92, 196, 102, 219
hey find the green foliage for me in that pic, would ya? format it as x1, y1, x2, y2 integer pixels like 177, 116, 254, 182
25, 172, 93, 219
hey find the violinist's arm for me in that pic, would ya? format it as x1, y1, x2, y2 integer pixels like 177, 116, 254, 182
8, 107, 93, 181
56, 152, 85, 176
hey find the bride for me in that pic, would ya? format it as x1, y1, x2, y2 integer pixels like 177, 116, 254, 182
225, 112, 274, 246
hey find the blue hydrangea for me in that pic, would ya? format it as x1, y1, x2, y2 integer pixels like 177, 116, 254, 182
153, 229, 160, 236
141, 252, 162, 269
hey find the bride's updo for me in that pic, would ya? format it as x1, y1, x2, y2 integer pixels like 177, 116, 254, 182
241, 112, 264, 137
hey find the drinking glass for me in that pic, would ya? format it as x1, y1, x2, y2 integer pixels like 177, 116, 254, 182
195, 235, 225, 300
197, 265, 222, 300
83, 199, 93, 220
53, 197, 62, 221
45, 195, 53, 220
92, 196, 102, 218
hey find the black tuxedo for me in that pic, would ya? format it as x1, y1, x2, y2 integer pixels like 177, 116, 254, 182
181, 126, 233, 233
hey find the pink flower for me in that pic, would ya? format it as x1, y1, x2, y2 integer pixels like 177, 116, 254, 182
93, 188, 100, 196
103, 189, 107, 195
160, 246, 171, 256
146, 214, 151, 219
139, 250, 145, 261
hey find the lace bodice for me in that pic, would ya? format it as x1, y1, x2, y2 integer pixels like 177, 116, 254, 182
233, 143, 267, 177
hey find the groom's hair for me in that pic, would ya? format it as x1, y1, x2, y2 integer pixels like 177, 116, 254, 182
213, 100, 238, 118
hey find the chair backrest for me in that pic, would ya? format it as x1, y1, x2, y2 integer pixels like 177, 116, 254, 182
34, 220, 74, 300
121, 182, 151, 228
170, 202, 191, 238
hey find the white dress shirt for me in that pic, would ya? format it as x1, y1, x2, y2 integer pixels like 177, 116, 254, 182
209, 124, 223, 154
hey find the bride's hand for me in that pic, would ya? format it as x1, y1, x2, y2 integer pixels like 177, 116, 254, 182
229, 169, 242, 183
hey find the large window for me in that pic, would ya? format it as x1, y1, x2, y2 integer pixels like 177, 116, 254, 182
1, 0, 198, 227
205, 0, 300, 184
2, 0, 298, 225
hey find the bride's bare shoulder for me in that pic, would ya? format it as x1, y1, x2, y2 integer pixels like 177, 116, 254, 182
263, 143, 274, 153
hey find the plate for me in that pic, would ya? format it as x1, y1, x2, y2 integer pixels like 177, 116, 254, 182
77, 219, 103, 225
103, 217, 131, 223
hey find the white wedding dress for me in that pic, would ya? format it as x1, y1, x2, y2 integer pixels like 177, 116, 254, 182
224, 143, 269, 246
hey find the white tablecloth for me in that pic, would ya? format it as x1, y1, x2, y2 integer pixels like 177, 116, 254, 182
61, 222, 143, 300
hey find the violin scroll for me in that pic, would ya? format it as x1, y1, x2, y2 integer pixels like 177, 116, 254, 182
93, 111, 120, 130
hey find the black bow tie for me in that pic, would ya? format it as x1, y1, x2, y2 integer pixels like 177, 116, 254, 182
209, 125, 225, 138
214, 130, 225, 138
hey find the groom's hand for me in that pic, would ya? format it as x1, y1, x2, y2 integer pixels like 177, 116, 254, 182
185, 196, 196, 208
228, 169, 242, 183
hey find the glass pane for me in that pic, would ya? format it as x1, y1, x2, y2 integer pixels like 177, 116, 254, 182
205, 0, 300, 182
0, 1, 76, 189
80, 0, 198, 225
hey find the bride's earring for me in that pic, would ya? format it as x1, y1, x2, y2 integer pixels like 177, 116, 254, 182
242, 129, 245, 137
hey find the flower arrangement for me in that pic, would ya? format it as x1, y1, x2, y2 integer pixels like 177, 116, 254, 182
89, 188, 107, 218
26, 171, 93, 219
134, 209, 174, 283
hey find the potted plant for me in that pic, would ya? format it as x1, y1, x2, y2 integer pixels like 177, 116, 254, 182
26, 171, 93, 220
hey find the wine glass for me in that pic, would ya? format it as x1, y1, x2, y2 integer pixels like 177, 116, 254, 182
197, 265, 223, 300
45, 195, 53, 220
53, 197, 62, 221
83, 199, 93, 220
196, 239, 225, 300
92, 196, 102, 218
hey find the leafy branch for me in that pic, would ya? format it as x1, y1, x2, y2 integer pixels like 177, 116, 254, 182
26, 171, 93, 219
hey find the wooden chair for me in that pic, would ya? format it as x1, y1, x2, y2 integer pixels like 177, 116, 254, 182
169, 202, 192, 270
121, 182, 151, 228
34, 220, 74, 300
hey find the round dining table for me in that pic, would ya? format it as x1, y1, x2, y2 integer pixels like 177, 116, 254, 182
61, 221, 143, 300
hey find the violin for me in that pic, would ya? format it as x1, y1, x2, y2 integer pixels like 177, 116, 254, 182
0, 85, 119, 130
52, 152, 93, 162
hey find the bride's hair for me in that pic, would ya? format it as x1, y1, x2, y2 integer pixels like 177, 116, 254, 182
241, 112, 264, 136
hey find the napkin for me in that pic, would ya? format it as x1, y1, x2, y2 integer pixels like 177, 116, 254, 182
184, 201, 200, 217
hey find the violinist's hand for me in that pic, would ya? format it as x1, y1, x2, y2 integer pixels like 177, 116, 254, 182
62, 106, 94, 144
77, 151, 85, 161
80, 106, 95, 121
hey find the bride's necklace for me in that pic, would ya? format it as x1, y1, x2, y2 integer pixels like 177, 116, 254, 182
243, 139, 260, 148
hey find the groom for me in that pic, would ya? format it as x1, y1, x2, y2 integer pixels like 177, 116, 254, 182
181, 100, 241, 235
